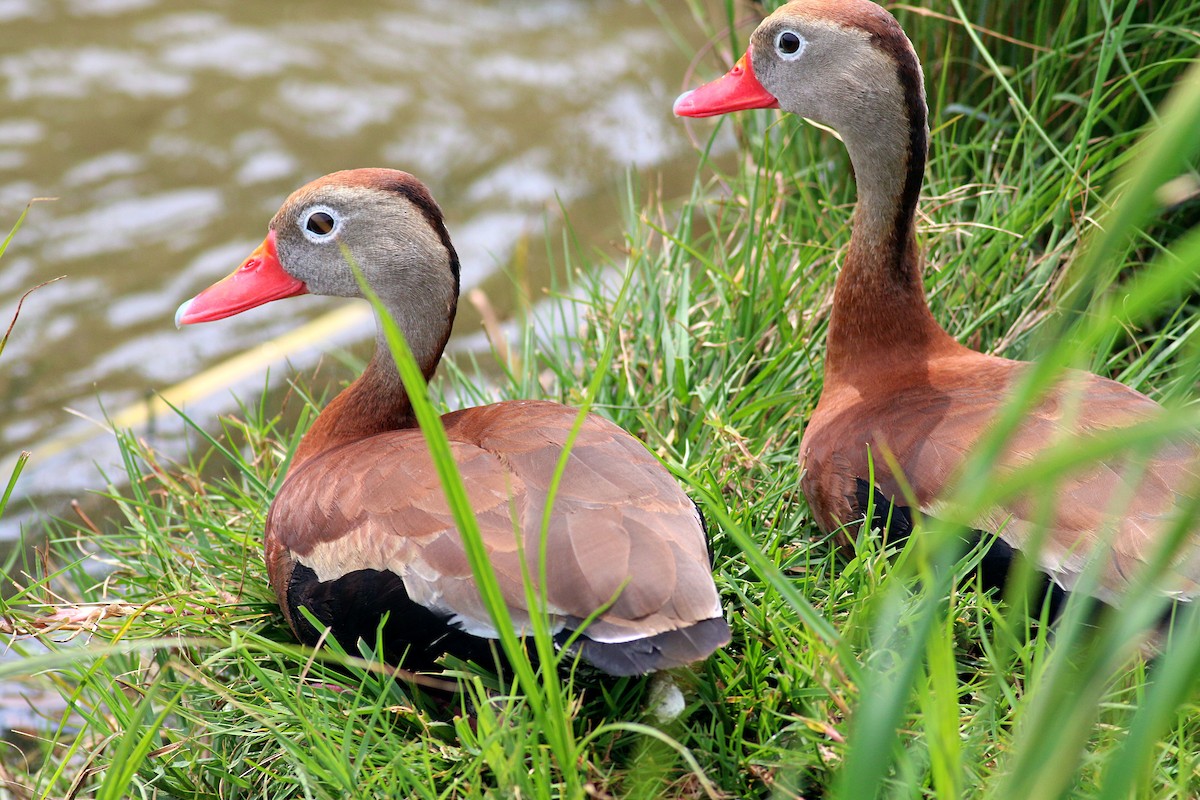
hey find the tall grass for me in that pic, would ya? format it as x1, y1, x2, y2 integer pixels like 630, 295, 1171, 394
0, 202, 57, 523
1, 0, 1198, 797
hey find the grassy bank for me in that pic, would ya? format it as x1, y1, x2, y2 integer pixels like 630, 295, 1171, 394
3, 1, 1200, 797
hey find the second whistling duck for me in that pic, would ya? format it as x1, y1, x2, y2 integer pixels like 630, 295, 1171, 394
176, 169, 730, 676
675, 0, 1199, 610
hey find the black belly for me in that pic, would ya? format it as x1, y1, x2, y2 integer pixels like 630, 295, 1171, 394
284, 561, 730, 677
853, 477, 1072, 619
286, 562, 499, 670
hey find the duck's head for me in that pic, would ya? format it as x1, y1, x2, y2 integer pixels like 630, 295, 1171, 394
176, 169, 459, 326
673, 0, 923, 142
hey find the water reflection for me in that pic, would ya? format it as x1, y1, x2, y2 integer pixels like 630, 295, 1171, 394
0, 0, 717, 532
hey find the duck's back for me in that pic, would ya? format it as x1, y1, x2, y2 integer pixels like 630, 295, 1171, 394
801, 351, 1200, 602
265, 399, 728, 673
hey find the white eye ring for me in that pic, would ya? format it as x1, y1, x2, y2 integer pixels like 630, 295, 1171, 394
775, 30, 807, 61
300, 205, 342, 243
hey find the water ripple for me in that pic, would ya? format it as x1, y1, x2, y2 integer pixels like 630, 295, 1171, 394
3, 47, 190, 100
143, 13, 312, 78
42, 188, 224, 262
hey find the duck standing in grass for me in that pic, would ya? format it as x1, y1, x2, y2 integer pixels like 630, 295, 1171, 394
176, 168, 730, 676
675, 0, 1199, 611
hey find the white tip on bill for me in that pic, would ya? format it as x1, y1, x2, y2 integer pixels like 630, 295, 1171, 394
174, 299, 193, 329
672, 89, 696, 117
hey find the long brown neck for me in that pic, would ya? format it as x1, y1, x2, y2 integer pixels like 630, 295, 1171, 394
289, 310, 451, 472
824, 47, 958, 383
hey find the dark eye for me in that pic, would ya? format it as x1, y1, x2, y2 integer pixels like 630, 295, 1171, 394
299, 206, 342, 241
776, 30, 806, 59
306, 211, 335, 235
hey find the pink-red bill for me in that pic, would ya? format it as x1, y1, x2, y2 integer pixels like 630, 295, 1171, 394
175, 230, 308, 327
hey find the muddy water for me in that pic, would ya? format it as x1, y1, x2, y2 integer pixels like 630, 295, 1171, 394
0, 0, 722, 533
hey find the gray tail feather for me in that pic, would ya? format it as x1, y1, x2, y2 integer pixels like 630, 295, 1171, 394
560, 617, 731, 677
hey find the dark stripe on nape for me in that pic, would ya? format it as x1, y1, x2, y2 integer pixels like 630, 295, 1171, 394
892, 52, 927, 252
864, 18, 928, 275
380, 175, 462, 297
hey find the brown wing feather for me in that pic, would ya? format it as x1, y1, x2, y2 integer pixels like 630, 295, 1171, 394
442, 400, 715, 638
267, 399, 721, 643
801, 351, 1200, 602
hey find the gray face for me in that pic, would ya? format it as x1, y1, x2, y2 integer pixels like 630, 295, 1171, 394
748, 9, 911, 139
269, 182, 453, 308
744, 1, 921, 146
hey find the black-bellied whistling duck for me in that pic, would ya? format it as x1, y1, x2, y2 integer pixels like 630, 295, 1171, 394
175, 169, 730, 675
675, 0, 1199, 609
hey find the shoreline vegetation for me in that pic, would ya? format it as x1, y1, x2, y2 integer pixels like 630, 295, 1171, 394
3, 1, 1200, 797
